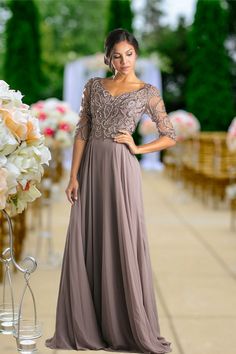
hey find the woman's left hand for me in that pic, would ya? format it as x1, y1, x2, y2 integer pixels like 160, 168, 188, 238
113, 130, 139, 155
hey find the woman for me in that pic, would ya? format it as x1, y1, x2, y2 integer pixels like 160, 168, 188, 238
45, 28, 176, 353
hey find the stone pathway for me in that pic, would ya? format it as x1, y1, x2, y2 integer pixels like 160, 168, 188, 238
1, 169, 236, 354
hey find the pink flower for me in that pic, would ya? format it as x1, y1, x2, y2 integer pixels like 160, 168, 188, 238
33, 102, 45, 109
38, 112, 47, 120
175, 117, 182, 122
44, 127, 55, 136
59, 122, 70, 131
56, 105, 67, 114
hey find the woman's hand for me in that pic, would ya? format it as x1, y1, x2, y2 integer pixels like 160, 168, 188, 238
65, 177, 79, 205
113, 130, 139, 155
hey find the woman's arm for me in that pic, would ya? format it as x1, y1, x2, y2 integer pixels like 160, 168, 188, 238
66, 78, 93, 204
69, 139, 87, 180
135, 135, 176, 154
141, 85, 177, 152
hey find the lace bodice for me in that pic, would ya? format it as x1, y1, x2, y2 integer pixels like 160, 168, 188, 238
74, 77, 176, 142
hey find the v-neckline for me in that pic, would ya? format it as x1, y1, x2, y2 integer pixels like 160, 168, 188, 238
98, 78, 147, 98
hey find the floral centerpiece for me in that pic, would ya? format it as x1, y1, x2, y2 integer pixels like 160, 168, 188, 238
31, 98, 78, 148
138, 116, 157, 136
168, 110, 200, 141
0, 80, 51, 216
226, 117, 236, 152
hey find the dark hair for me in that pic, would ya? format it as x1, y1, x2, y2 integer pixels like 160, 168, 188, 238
104, 28, 139, 74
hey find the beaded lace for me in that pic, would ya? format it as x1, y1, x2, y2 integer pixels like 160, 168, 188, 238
74, 77, 176, 142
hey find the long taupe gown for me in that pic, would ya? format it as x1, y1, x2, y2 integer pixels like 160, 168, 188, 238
45, 77, 177, 353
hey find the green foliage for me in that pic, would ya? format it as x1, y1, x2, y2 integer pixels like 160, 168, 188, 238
225, 0, 236, 104
186, 0, 235, 131
140, 0, 165, 55
155, 17, 190, 112
35, 0, 108, 98
139, 1, 190, 111
4, 0, 44, 104
0, 0, 9, 79
105, 0, 133, 35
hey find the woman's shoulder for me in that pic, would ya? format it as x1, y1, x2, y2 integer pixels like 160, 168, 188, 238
145, 83, 161, 94
86, 76, 101, 84
84, 76, 100, 89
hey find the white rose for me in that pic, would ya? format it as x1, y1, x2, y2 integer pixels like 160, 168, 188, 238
7, 183, 41, 215
7, 142, 51, 188
0, 117, 19, 155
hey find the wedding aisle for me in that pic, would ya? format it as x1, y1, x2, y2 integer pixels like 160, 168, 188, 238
1, 168, 236, 354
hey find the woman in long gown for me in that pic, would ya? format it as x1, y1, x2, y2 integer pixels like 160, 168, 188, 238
45, 28, 177, 353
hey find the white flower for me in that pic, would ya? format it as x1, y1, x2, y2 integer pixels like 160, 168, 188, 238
31, 98, 78, 147
4, 161, 21, 194
0, 116, 18, 155
0, 80, 24, 106
7, 141, 51, 189
55, 130, 71, 147
168, 110, 200, 141
0, 167, 8, 209
0, 80, 51, 214
7, 182, 41, 216
0, 156, 7, 168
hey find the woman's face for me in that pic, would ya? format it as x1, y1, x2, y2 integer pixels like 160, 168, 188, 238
110, 40, 137, 75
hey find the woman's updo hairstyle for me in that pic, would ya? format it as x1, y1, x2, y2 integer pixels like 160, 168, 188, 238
104, 28, 139, 74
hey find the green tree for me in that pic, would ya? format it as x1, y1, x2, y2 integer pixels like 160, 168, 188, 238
4, 0, 43, 104
0, 0, 10, 79
225, 0, 236, 104
105, 0, 133, 35
140, 0, 165, 55
155, 16, 190, 111
186, 0, 234, 131
36, 0, 108, 98
139, 1, 190, 111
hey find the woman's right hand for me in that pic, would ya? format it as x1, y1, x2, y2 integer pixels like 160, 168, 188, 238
65, 177, 79, 205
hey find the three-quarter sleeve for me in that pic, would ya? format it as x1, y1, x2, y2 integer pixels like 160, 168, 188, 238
73, 78, 93, 141
145, 86, 177, 141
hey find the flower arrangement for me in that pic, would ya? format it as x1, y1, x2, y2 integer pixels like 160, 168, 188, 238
0, 80, 51, 216
226, 117, 236, 152
138, 117, 157, 136
31, 98, 78, 147
168, 110, 200, 141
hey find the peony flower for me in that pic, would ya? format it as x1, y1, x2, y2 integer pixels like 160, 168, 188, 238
168, 110, 200, 141
7, 141, 51, 189
0, 80, 24, 107
55, 130, 71, 147
56, 105, 67, 114
59, 122, 70, 131
0, 115, 19, 155
31, 98, 78, 147
44, 127, 55, 136
138, 118, 157, 136
38, 112, 47, 120
0, 80, 51, 215
6, 181, 41, 216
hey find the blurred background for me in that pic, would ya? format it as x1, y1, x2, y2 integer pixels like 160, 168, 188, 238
1, 1, 236, 354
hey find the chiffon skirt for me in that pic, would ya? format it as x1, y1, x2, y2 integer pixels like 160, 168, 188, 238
45, 137, 172, 353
